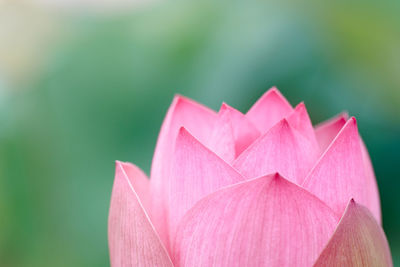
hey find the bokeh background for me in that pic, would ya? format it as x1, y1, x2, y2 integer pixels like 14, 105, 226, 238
1, 0, 399, 266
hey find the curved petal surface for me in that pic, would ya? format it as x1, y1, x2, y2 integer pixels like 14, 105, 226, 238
246, 87, 293, 133
207, 105, 237, 163
173, 173, 339, 267
233, 119, 319, 184
287, 102, 319, 151
168, 128, 245, 242
207, 103, 260, 162
303, 118, 379, 220
119, 161, 151, 214
108, 161, 173, 267
314, 113, 347, 152
314, 200, 392, 267
314, 115, 381, 223
150, 95, 217, 244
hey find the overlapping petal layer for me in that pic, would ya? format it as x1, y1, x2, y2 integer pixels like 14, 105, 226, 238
314, 200, 392, 267
150, 95, 217, 244
207, 103, 260, 162
173, 173, 339, 267
233, 119, 318, 184
108, 162, 173, 267
287, 102, 319, 150
246, 87, 293, 132
168, 128, 244, 243
314, 113, 348, 152
109, 88, 390, 267
303, 118, 380, 220
314, 114, 381, 223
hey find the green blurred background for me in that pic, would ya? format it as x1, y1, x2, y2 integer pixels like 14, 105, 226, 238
1, 0, 399, 266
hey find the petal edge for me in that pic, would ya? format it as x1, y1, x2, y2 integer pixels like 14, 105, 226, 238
108, 161, 173, 267
314, 199, 392, 267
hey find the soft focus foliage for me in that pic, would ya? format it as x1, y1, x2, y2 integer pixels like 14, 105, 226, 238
1, 0, 400, 266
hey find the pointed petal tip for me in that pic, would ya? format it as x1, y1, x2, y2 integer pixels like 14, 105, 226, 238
218, 102, 231, 114
315, 112, 348, 129
109, 161, 173, 267
266, 86, 283, 97
279, 118, 291, 129
295, 101, 306, 110
173, 168, 339, 267
172, 94, 190, 106
176, 127, 205, 150
314, 198, 392, 267
272, 172, 284, 181
177, 126, 193, 141
173, 94, 203, 109
349, 116, 357, 124
338, 116, 347, 124
178, 125, 187, 134
171, 94, 183, 105
256, 86, 285, 100
115, 161, 129, 176
345, 116, 359, 132
115, 160, 131, 166
270, 118, 293, 133
220, 102, 229, 110
269, 85, 279, 92
340, 116, 357, 130
115, 160, 140, 172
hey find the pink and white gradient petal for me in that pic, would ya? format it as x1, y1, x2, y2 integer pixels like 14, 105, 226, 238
108, 161, 173, 267
314, 199, 392, 267
173, 173, 339, 267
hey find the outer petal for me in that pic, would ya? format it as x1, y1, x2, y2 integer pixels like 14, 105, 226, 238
302, 118, 379, 220
168, 128, 245, 243
314, 113, 348, 152
246, 87, 293, 133
314, 115, 381, 223
207, 103, 260, 162
314, 199, 392, 267
119, 162, 151, 214
173, 173, 339, 267
233, 119, 319, 184
150, 95, 217, 245
108, 161, 173, 267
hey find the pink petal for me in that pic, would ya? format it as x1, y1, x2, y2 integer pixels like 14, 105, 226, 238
314, 113, 348, 152
150, 95, 217, 245
207, 103, 260, 162
314, 115, 381, 223
221, 103, 261, 156
206, 105, 237, 163
233, 119, 319, 184
314, 199, 392, 267
173, 173, 339, 267
246, 87, 293, 133
108, 161, 173, 267
168, 127, 244, 242
302, 118, 380, 221
287, 102, 319, 151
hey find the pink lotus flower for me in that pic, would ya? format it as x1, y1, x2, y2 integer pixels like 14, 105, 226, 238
108, 88, 392, 266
